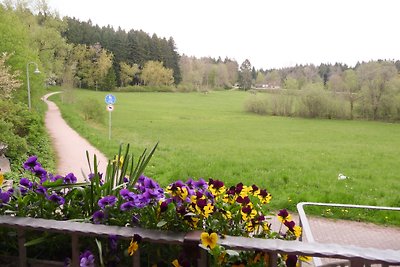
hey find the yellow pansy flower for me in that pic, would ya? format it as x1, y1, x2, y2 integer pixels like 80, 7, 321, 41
200, 232, 218, 249
128, 240, 138, 256
299, 255, 312, 262
172, 259, 182, 267
293, 225, 302, 238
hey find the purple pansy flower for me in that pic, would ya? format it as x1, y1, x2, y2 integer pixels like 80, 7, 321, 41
20, 178, 33, 188
33, 165, 47, 181
64, 173, 77, 184
98, 195, 117, 209
120, 189, 135, 201
35, 185, 47, 195
23, 155, 39, 171
0, 190, 11, 206
47, 193, 65, 205
79, 250, 95, 267
120, 201, 136, 211
278, 209, 289, 219
194, 178, 208, 191
49, 174, 64, 182
92, 210, 106, 224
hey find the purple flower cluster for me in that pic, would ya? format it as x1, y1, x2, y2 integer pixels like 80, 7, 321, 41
119, 175, 164, 211
17, 157, 69, 206
166, 178, 210, 204
23, 156, 78, 186
98, 195, 117, 209
0, 189, 12, 207
23, 156, 47, 182
79, 250, 95, 267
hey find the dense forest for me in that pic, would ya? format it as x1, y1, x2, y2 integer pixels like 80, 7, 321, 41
63, 17, 182, 86
1, 0, 400, 170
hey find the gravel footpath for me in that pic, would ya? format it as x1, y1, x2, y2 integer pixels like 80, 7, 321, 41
43, 92, 108, 182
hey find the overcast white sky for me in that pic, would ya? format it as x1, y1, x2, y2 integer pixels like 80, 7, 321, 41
47, 0, 399, 70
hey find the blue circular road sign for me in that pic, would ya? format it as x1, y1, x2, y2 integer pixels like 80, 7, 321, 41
105, 94, 116, 104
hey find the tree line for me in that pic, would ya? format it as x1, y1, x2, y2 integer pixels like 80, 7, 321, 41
1, 0, 400, 122
245, 61, 400, 121
63, 17, 181, 87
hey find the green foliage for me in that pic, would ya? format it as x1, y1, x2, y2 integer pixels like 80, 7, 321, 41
239, 59, 252, 90
141, 60, 174, 86
0, 118, 28, 160
116, 85, 175, 92
63, 18, 182, 85
299, 85, 330, 118
79, 97, 106, 124
0, 99, 55, 171
244, 95, 268, 114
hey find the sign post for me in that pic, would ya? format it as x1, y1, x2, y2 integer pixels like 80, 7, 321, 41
105, 94, 116, 140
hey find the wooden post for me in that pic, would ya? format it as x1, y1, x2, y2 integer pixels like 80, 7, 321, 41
71, 234, 79, 267
17, 228, 27, 267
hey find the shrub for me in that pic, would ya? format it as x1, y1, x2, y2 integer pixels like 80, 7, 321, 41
244, 95, 269, 115
268, 92, 295, 116
0, 118, 28, 160
79, 97, 106, 124
116, 85, 175, 92
0, 100, 54, 172
298, 87, 330, 118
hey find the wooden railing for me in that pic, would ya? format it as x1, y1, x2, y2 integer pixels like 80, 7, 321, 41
297, 202, 400, 267
1, 214, 400, 267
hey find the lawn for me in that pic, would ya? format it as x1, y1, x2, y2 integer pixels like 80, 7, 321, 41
51, 89, 400, 225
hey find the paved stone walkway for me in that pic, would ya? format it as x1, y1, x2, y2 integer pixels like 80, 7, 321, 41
43, 92, 400, 265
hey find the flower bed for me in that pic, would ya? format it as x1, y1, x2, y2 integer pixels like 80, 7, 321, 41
0, 145, 310, 267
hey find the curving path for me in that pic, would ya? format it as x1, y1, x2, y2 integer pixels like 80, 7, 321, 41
42, 92, 400, 264
43, 92, 108, 181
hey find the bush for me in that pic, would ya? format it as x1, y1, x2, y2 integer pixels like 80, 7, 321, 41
79, 97, 106, 124
244, 95, 269, 115
325, 95, 349, 119
176, 83, 197, 92
268, 92, 295, 116
0, 100, 55, 171
0, 118, 28, 159
298, 87, 330, 118
116, 85, 175, 92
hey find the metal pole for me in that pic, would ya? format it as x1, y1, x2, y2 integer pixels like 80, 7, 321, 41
26, 62, 40, 110
26, 63, 31, 110
109, 111, 111, 140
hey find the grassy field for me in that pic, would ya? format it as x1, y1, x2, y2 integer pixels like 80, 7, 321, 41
51, 89, 400, 225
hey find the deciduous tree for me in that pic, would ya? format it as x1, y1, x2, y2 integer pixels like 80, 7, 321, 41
0, 53, 22, 99
141, 60, 174, 86
239, 59, 252, 90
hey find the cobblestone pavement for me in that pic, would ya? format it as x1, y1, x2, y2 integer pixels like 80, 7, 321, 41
43, 92, 108, 182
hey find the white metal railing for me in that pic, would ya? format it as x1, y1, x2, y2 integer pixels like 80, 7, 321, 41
297, 202, 400, 267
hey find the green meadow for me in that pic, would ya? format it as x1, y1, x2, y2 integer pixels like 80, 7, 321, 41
52, 89, 400, 225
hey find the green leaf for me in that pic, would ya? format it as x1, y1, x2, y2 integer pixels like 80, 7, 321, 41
95, 238, 104, 267
24, 235, 48, 247
156, 220, 167, 228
